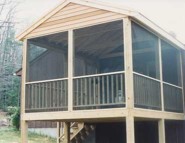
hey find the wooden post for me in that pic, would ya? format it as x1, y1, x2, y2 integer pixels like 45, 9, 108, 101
124, 17, 134, 109
180, 51, 185, 113
158, 39, 164, 111
158, 119, 166, 143
126, 116, 135, 143
68, 29, 73, 111
64, 122, 70, 143
124, 17, 135, 143
57, 122, 61, 143
21, 120, 28, 143
21, 39, 28, 143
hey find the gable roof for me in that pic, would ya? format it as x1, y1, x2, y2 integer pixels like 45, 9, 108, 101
16, 0, 185, 50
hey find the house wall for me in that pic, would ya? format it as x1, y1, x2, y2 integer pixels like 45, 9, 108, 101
29, 128, 58, 138
26, 3, 125, 39
28, 121, 58, 138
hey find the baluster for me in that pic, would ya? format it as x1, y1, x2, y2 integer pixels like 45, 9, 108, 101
76, 79, 79, 107
116, 74, 119, 104
49, 82, 52, 108
45, 82, 48, 109
85, 78, 87, 106
31, 84, 34, 109
111, 75, 114, 103
56, 81, 59, 108
37, 83, 41, 109
53, 81, 56, 108
80, 78, 83, 106
42, 83, 44, 109
98, 76, 100, 105
102, 76, 105, 104
33, 84, 35, 109
120, 74, 124, 103
89, 77, 92, 105
59, 81, 62, 108
93, 77, 96, 105
36, 84, 38, 109
106, 75, 110, 104
25, 85, 28, 110
40, 83, 42, 109
65, 80, 67, 107
61, 80, 63, 107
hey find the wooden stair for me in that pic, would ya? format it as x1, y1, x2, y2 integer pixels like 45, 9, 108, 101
59, 122, 95, 143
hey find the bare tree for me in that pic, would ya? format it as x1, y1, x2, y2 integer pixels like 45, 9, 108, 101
0, 0, 22, 110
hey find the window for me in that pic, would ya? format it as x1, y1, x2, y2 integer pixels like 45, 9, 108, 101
132, 22, 160, 79
161, 40, 181, 86
27, 32, 68, 82
132, 22, 161, 110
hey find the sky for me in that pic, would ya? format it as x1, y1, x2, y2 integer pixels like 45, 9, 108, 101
15, 0, 185, 44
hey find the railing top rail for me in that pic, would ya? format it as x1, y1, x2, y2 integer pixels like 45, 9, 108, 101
25, 78, 68, 85
163, 81, 182, 89
133, 72, 183, 89
73, 71, 125, 79
133, 72, 160, 82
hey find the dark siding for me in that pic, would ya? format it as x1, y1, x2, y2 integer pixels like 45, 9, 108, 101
165, 120, 185, 143
96, 123, 126, 143
135, 121, 158, 143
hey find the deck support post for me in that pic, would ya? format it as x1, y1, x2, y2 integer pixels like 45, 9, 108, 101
57, 122, 62, 143
21, 120, 28, 143
158, 119, 166, 143
126, 116, 135, 143
64, 122, 70, 143
21, 39, 28, 143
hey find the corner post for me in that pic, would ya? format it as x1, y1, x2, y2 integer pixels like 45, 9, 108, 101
158, 119, 166, 143
68, 29, 74, 111
64, 122, 70, 143
21, 39, 28, 143
124, 17, 134, 109
158, 38, 164, 111
124, 17, 135, 143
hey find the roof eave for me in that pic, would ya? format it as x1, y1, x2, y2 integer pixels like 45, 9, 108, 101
16, 0, 137, 41
16, 0, 185, 50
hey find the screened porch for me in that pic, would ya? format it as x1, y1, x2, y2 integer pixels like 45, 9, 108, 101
25, 20, 184, 113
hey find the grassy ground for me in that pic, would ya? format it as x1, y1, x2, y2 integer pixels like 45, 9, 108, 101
0, 127, 56, 143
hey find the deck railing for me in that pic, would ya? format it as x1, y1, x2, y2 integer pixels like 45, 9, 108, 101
25, 79, 68, 112
73, 72, 125, 110
24, 71, 183, 113
163, 83, 183, 113
134, 73, 161, 109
